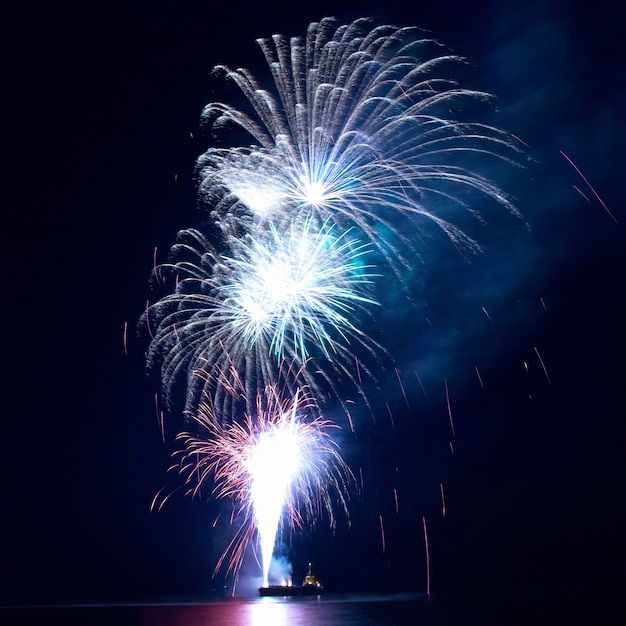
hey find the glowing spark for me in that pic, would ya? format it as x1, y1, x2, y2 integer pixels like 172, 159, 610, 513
560, 150, 617, 223
355, 357, 363, 386
444, 378, 455, 437
345, 408, 355, 433
414, 371, 427, 397
439, 482, 446, 517
395, 367, 410, 409
154, 393, 165, 444
144, 300, 153, 340
422, 516, 431, 597
533, 346, 551, 384
475, 366, 485, 390
511, 133, 530, 148
385, 402, 395, 429
573, 185, 591, 204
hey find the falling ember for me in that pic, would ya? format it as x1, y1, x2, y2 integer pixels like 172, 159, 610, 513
573, 185, 591, 204
511, 133, 530, 148
422, 516, 431, 597
444, 379, 455, 437
150, 486, 175, 513
560, 150, 617, 223
155, 393, 165, 443
474, 366, 485, 390
355, 357, 362, 386
533, 346, 551, 383
145, 300, 154, 340
395, 368, 410, 409
345, 408, 355, 433
385, 402, 395, 429
439, 482, 446, 518
414, 371, 427, 397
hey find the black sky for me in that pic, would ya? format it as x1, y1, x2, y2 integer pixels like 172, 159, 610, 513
3, 0, 625, 622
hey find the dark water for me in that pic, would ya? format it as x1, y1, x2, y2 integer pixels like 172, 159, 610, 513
2, 593, 466, 626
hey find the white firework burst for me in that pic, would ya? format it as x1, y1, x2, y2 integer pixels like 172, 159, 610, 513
198, 17, 524, 272
143, 217, 382, 420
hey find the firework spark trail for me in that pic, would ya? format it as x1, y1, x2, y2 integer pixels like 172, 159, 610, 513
422, 516, 431, 597
141, 218, 384, 420
199, 17, 524, 278
439, 482, 447, 517
414, 371, 427, 397
533, 346, 551, 384
444, 378, 455, 437
172, 382, 353, 586
475, 365, 485, 390
573, 185, 591, 204
144, 300, 153, 340
143, 16, 523, 421
385, 402, 395, 429
154, 393, 165, 444
395, 367, 410, 409
560, 150, 617, 223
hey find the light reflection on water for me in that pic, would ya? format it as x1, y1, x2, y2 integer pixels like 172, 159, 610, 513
0, 593, 463, 626
138, 593, 452, 626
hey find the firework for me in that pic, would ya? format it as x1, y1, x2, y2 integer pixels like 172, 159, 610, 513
198, 17, 523, 276
142, 16, 524, 590
173, 383, 353, 586
142, 217, 383, 419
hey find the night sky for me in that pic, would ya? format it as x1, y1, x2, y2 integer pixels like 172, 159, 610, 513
4, 0, 624, 623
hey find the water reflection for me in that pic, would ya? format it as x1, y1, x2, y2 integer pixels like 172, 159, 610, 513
140, 596, 324, 626
139, 594, 441, 626
245, 597, 305, 626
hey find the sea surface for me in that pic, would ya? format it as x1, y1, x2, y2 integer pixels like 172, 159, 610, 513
2, 593, 468, 626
